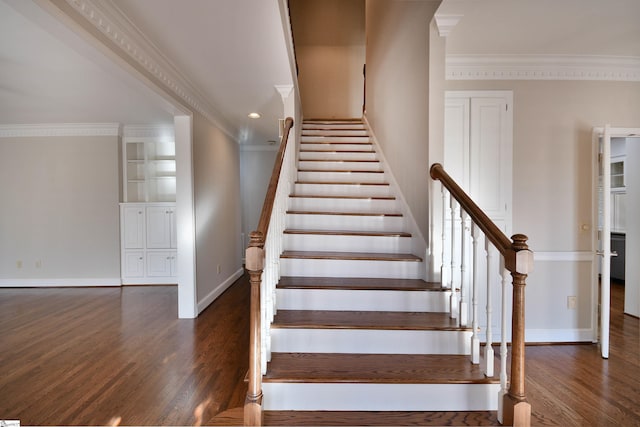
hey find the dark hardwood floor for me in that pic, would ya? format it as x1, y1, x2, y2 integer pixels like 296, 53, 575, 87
1, 277, 637, 426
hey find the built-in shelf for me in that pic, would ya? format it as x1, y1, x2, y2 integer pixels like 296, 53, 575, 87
123, 138, 176, 203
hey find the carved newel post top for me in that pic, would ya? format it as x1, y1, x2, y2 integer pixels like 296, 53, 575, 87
511, 234, 529, 251
249, 231, 265, 247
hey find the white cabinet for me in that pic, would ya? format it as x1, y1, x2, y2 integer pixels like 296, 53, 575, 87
120, 203, 177, 284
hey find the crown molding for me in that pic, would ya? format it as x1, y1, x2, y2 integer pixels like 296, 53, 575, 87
61, 0, 238, 140
123, 124, 175, 139
434, 14, 463, 38
0, 123, 120, 138
446, 54, 640, 81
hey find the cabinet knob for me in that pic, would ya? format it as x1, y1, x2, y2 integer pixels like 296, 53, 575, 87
138, 211, 142, 214
139, 257, 143, 260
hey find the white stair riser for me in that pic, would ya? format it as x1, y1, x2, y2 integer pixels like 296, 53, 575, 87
298, 170, 386, 183
301, 136, 370, 143
299, 151, 378, 161
270, 329, 470, 354
289, 197, 398, 213
301, 143, 374, 151
276, 288, 449, 312
280, 258, 423, 279
286, 213, 404, 232
293, 183, 392, 198
298, 160, 382, 171
303, 123, 365, 130
302, 130, 368, 136
263, 383, 498, 411
283, 234, 412, 254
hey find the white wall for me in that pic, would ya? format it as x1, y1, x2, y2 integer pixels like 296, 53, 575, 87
446, 79, 640, 338
365, 0, 441, 240
625, 138, 640, 316
0, 135, 120, 285
192, 112, 243, 311
240, 147, 278, 249
290, 0, 365, 118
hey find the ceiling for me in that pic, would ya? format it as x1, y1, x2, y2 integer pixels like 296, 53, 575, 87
438, 0, 640, 57
0, 0, 293, 145
1, 0, 638, 142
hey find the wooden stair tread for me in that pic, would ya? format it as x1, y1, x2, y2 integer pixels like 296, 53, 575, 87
299, 149, 376, 153
301, 141, 371, 144
284, 229, 411, 237
298, 169, 383, 173
298, 159, 380, 163
264, 353, 498, 384
272, 310, 467, 331
295, 181, 388, 186
277, 276, 442, 291
281, 251, 423, 262
287, 210, 402, 217
289, 195, 395, 200
264, 411, 500, 426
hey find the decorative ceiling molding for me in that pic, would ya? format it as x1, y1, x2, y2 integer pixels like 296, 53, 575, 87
434, 14, 463, 38
446, 55, 640, 81
123, 124, 175, 139
274, 84, 294, 102
0, 123, 120, 138
62, 0, 238, 139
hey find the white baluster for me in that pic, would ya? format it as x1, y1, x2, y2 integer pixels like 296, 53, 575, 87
470, 223, 481, 364
484, 241, 495, 377
441, 187, 449, 289
459, 210, 469, 326
450, 198, 459, 320
498, 259, 509, 424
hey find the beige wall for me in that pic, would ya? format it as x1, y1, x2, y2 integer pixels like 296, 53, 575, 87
625, 139, 640, 316
290, 0, 365, 118
0, 135, 120, 283
192, 112, 243, 302
365, 0, 441, 240
446, 79, 640, 335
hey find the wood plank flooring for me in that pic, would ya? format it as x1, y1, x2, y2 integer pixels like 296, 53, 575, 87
1, 277, 638, 426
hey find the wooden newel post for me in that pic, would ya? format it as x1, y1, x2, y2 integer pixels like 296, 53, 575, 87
245, 231, 265, 426
503, 234, 533, 427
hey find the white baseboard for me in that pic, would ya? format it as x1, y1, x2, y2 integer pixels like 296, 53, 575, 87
0, 278, 122, 287
197, 268, 244, 314
525, 328, 593, 343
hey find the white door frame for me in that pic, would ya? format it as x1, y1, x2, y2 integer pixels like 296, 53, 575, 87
591, 126, 640, 358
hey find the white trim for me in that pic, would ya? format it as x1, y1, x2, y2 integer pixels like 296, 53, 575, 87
434, 14, 463, 37
197, 268, 244, 314
524, 328, 594, 343
534, 251, 593, 262
123, 125, 175, 139
446, 54, 640, 81
0, 278, 121, 287
240, 144, 279, 152
61, 0, 237, 139
0, 123, 120, 138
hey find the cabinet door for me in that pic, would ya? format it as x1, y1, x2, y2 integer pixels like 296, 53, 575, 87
147, 251, 174, 277
123, 251, 144, 277
169, 207, 177, 249
122, 206, 145, 249
147, 206, 172, 248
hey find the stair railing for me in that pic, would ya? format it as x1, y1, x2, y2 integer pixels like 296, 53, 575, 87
430, 163, 533, 427
245, 117, 295, 426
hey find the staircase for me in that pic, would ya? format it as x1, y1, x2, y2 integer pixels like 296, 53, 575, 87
260, 119, 500, 416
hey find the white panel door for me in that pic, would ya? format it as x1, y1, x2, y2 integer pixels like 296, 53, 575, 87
147, 206, 172, 249
122, 206, 144, 249
123, 251, 145, 277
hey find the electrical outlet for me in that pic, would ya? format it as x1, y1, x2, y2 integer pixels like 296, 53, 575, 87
567, 296, 577, 309
16, 260, 22, 269
35, 260, 42, 268
217, 264, 221, 274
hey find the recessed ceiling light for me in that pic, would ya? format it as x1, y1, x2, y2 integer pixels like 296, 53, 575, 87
248, 112, 261, 119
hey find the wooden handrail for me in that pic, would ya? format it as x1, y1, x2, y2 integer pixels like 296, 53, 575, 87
430, 162, 533, 426
257, 117, 295, 237
244, 117, 294, 426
